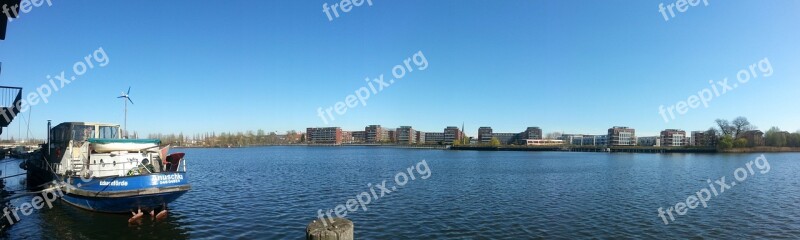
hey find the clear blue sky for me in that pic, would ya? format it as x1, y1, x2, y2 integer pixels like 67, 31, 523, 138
0, 0, 798, 139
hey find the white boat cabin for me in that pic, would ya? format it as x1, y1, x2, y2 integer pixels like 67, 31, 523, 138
48, 122, 172, 178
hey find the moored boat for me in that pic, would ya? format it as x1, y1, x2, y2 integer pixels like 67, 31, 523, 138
25, 122, 190, 213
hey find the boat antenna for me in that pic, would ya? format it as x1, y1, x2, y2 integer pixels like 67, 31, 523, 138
117, 87, 134, 138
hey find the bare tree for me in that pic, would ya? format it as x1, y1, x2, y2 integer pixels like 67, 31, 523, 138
705, 127, 719, 137
715, 119, 733, 136
545, 132, 562, 139
731, 116, 752, 137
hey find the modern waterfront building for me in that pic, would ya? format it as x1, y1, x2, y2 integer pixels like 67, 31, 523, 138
306, 127, 342, 144
415, 131, 425, 144
690, 131, 702, 146
365, 125, 383, 143
351, 131, 366, 143
493, 133, 517, 145
608, 126, 636, 146
637, 136, 660, 147
478, 127, 493, 143
561, 134, 608, 146
387, 129, 397, 143
397, 126, 416, 144
691, 131, 717, 147
443, 126, 463, 144
341, 131, 353, 144
521, 127, 543, 140
561, 134, 584, 145
660, 129, 686, 147
477, 126, 542, 145
425, 132, 445, 144
583, 135, 608, 146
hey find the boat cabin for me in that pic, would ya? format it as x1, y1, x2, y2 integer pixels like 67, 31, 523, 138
47, 122, 181, 179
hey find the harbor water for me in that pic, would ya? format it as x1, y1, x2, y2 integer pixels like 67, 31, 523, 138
2, 146, 799, 239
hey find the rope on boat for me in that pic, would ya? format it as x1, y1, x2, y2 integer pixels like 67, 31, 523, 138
0, 172, 25, 179
1, 184, 64, 203
0, 158, 23, 164
0, 155, 68, 202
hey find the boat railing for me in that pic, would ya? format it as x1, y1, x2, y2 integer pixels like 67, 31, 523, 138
0, 86, 22, 128
83, 161, 142, 177
85, 159, 187, 177
58, 154, 187, 177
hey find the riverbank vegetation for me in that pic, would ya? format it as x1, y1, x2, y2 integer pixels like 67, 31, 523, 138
713, 116, 800, 150
148, 130, 302, 147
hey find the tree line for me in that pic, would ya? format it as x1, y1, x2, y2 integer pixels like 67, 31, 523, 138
147, 130, 302, 147
711, 116, 800, 149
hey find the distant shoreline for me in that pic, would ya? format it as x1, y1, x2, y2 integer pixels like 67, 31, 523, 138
172, 144, 448, 149
717, 147, 800, 153
171, 144, 800, 153
450, 145, 800, 153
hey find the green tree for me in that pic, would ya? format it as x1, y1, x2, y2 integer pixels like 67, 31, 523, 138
788, 132, 800, 147
733, 138, 748, 148
718, 135, 734, 149
452, 136, 469, 146
489, 137, 501, 147
765, 127, 787, 147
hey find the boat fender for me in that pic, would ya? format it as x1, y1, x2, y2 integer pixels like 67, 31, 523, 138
156, 209, 168, 220
128, 209, 144, 224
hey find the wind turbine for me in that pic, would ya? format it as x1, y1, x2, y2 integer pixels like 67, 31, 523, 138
118, 87, 134, 138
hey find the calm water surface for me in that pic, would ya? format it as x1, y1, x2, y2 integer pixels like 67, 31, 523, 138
3, 147, 800, 239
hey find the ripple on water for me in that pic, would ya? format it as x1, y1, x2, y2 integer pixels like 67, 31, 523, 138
4, 149, 800, 239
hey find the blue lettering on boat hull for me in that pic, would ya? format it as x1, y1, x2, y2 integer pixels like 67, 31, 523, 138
60, 172, 191, 213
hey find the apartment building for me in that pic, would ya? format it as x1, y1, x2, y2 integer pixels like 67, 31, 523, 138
443, 126, 463, 144
397, 126, 416, 144
306, 127, 343, 144
608, 126, 636, 146
660, 129, 686, 147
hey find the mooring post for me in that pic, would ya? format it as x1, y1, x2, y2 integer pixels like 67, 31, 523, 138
306, 218, 353, 240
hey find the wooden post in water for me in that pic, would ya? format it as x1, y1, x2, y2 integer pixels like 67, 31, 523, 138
306, 218, 353, 240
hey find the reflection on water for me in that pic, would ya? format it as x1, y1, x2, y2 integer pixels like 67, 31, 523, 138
2, 147, 800, 239
1, 158, 189, 239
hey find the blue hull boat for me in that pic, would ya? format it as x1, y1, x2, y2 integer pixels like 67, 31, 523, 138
25, 122, 191, 214
59, 173, 190, 213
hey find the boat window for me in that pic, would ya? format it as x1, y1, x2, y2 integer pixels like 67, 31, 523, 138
72, 125, 95, 142
56, 128, 65, 142
98, 126, 119, 139
51, 125, 69, 143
